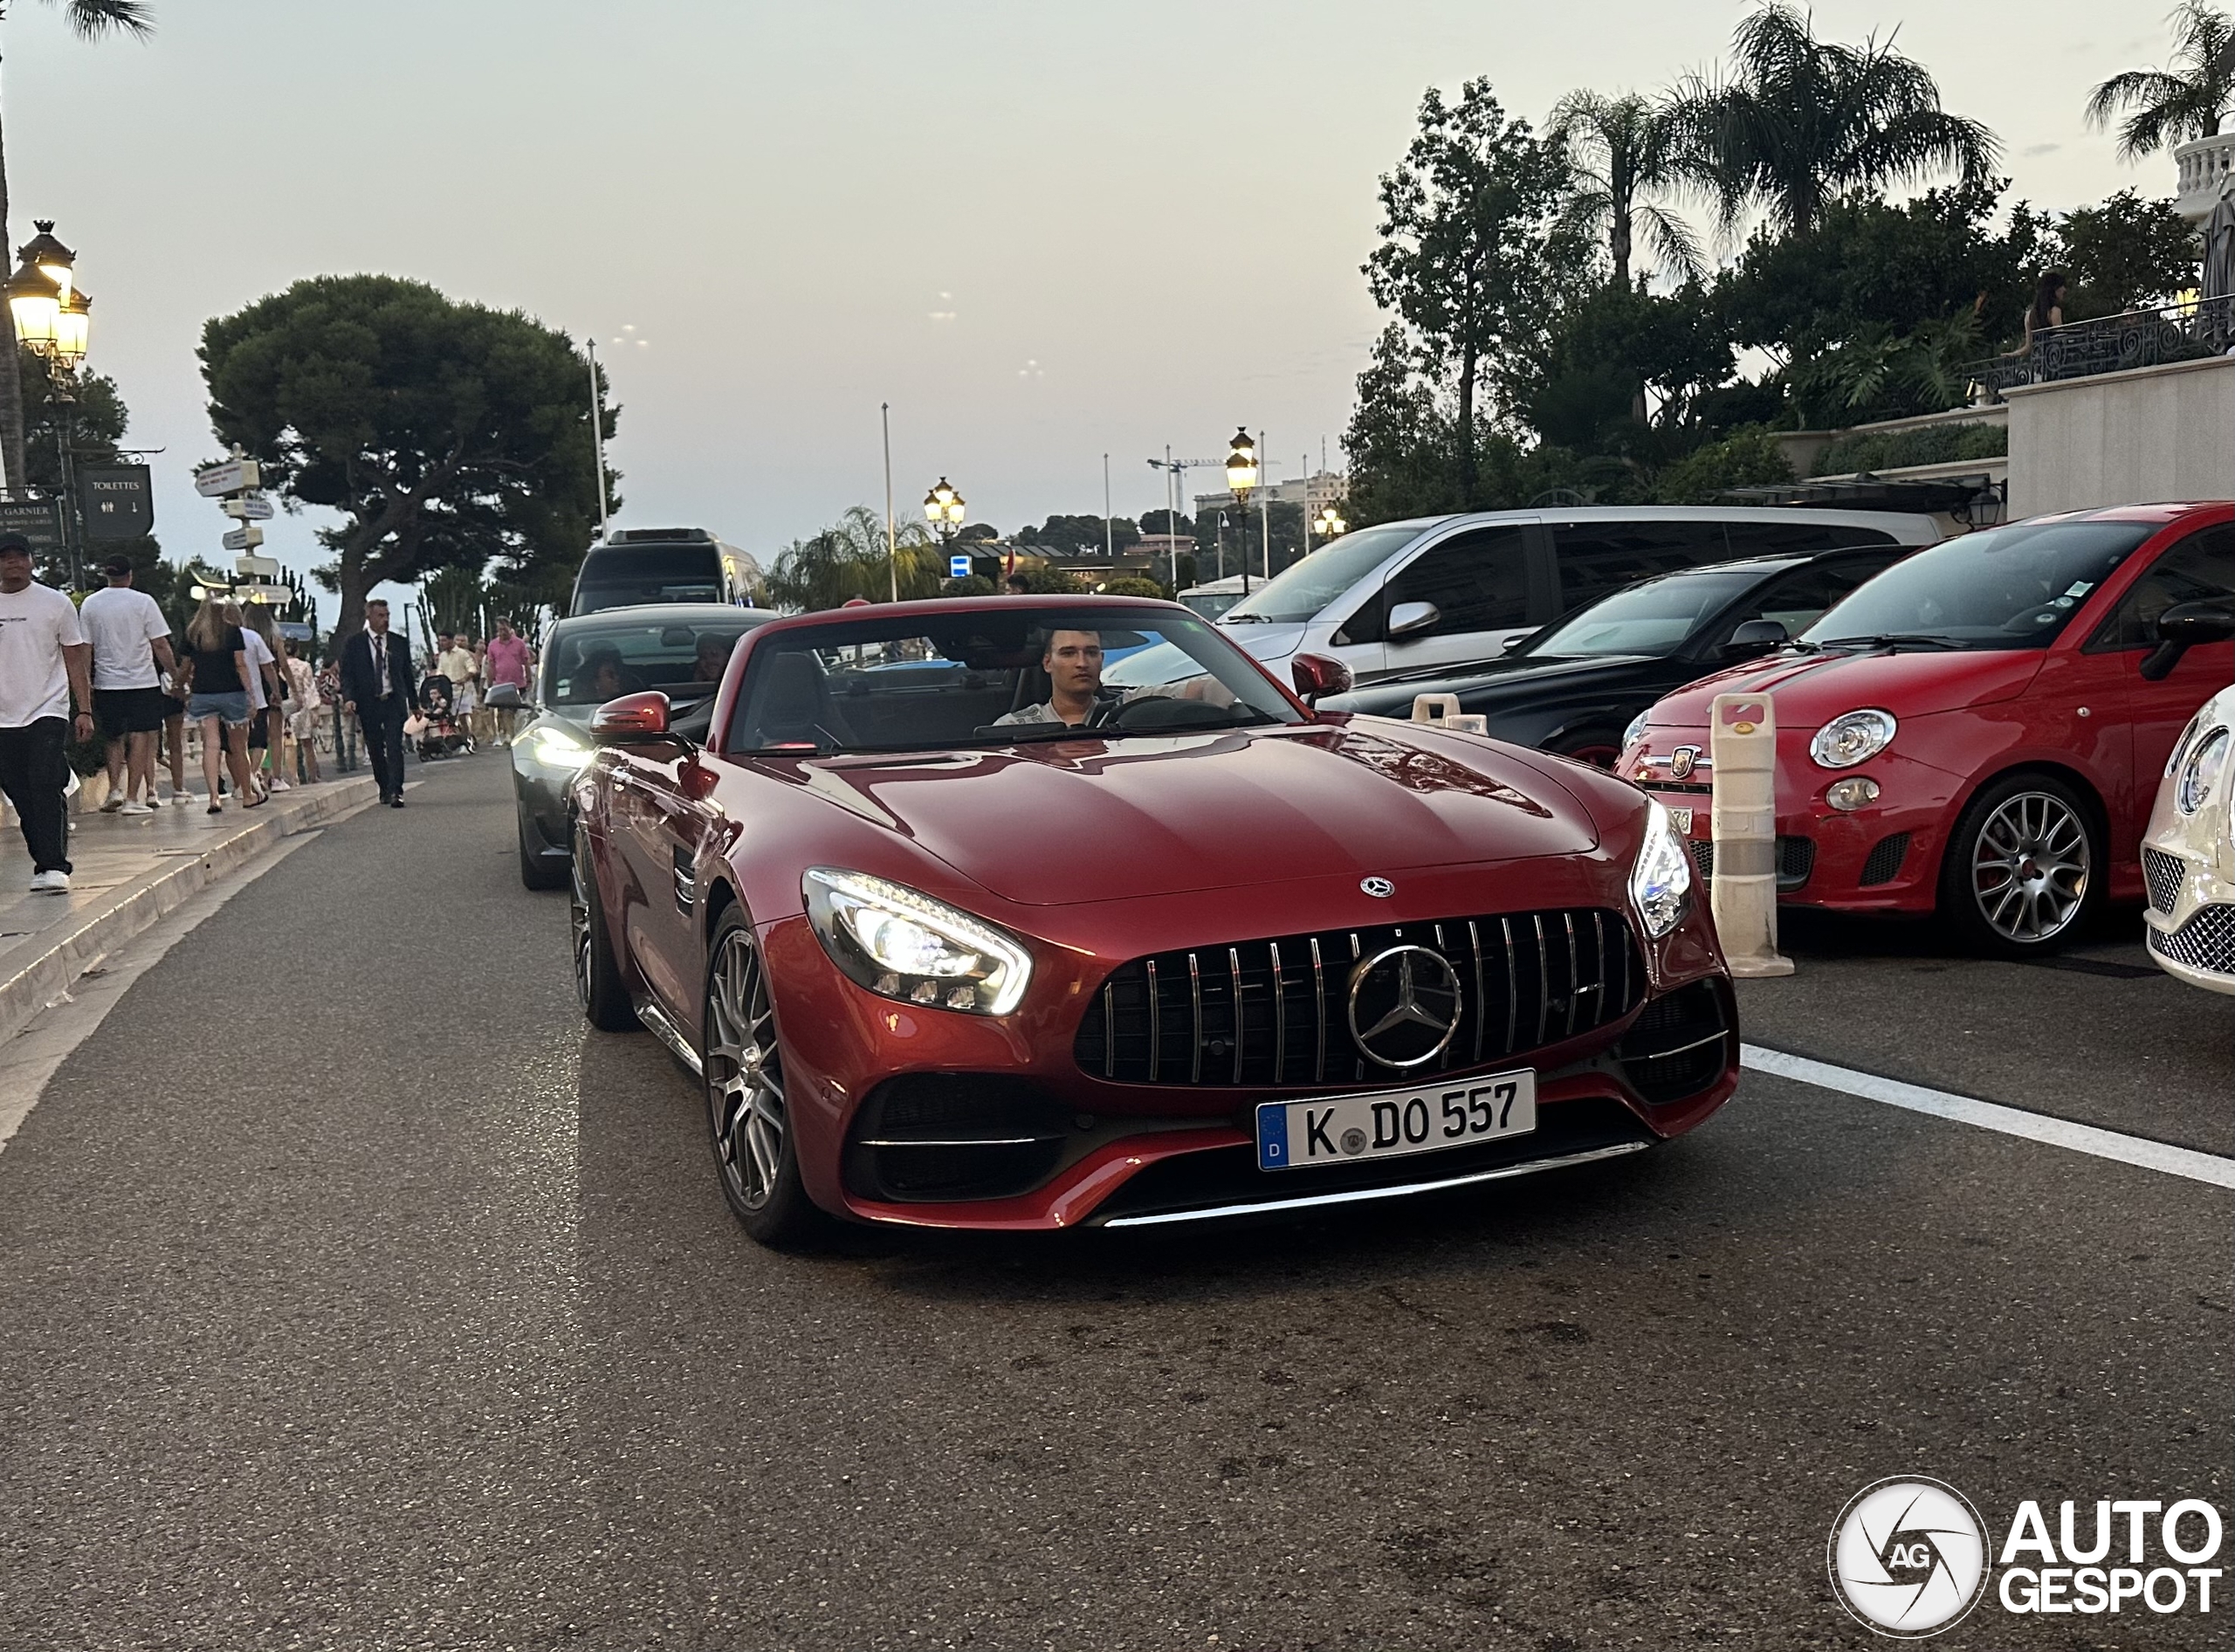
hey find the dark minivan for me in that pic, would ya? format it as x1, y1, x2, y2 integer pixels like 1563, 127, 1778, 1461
571, 527, 761, 615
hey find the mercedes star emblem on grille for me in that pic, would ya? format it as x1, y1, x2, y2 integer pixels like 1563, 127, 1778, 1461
1359, 876, 1395, 898
1345, 945, 1463, 1069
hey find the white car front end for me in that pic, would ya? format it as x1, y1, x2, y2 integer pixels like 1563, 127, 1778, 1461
2143, 685, 2235, 994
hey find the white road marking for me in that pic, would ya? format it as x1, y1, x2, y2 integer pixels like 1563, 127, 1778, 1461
1742, 1043, 2235, 1191
0, 831, 321, 1157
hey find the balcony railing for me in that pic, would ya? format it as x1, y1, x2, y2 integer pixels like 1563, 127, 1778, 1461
1971, 297, 2235, 398
2176, 133, 2235, 223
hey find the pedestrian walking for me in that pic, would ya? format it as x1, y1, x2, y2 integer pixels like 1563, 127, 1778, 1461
236, 603, 287, 796
184, 595, 259, 816
483, 616, 530, 746
0, 533, 94, 891
78, 554, 175, 816
436, 630, 478, 746
283, 638, 322, 784
157, 644, 193, 805
337, 599, 416, 807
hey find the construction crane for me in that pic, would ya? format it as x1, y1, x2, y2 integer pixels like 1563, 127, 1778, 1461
1144, 447, 1227, 592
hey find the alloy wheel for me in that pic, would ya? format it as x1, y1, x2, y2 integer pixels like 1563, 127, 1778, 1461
705, 926, 787, 1212
1968, 790, 2090, 945
569, 833, 595, 1010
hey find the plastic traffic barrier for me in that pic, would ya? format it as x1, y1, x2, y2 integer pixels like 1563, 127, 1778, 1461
1709, 691, 1793, 978
1410, 693, 1489, 734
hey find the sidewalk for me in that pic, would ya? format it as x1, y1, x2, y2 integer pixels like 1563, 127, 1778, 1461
0, 774, 380, 1046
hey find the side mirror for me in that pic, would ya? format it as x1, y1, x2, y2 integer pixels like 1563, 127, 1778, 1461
1291, 651, 1353, 706
1722, 617, 1790, 659
1387, 600, 1441, 641
2140, 601, 2235, 682
590, 690, 671, 739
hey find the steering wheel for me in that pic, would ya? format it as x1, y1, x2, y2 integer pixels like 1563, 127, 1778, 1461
1106, 694, 1244, 731
1083, 690, 1124, 729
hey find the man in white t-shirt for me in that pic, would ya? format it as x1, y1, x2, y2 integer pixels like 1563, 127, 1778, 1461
79, 554, 175, 815
0, 533, 95, 891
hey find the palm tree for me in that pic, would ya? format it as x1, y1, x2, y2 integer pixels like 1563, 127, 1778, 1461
2085, 3, 2235, 161
1547, 89, 1703, 288
1669, 1, 1998, 237
0, 1, 152, 497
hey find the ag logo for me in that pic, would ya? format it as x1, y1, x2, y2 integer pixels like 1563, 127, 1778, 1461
1828, 1477, 1990, 1637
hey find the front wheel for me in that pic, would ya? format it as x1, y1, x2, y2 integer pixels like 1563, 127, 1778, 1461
571, 820, 641, 1030
1938, 772, 2102, 956
1545, 727, 1622, 770
703, 906, 826, 1248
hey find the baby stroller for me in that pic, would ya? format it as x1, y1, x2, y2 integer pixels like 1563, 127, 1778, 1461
412, 676, 475, 760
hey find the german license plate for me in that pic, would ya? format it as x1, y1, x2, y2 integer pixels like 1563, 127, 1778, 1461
1668, 806, 1693, 833
1255, 1071, 1537, 1172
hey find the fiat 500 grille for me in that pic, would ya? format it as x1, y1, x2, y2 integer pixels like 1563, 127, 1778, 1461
2142, 846, 2185, 916
2148, 902, 2235, 974
1073, 907, 1646, 1089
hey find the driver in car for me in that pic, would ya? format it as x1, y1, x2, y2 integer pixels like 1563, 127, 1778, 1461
994, 629, 1230, 727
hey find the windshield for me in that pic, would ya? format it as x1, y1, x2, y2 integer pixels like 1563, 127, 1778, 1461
1801, 520, 2158, 650
1219, 525, 1427, 623
726, 605, 1304, 754
574, 546, 727, 611
1522, 568, 1762, 657
544, 614, 772, 706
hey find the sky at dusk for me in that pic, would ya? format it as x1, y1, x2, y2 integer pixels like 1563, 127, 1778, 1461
7, 0, 2183, 618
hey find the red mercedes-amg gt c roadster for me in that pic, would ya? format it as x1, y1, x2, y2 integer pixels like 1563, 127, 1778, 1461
566, 596, 1736, 1245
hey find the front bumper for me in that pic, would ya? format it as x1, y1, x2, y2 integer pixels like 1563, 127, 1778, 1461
2141, 841, 2235, 995
1623, 731, 1962, 916
756, 865, 1739, 1230
512, 748, 582, 864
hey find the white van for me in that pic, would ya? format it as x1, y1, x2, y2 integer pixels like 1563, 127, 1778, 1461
1186, 506, 1943, 685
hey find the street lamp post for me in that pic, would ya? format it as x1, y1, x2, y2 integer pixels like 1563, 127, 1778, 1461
1313, 502, 1346, 540
923, 475, 966, 563
6, 221, 89, 589
1223, 427, 1257, 593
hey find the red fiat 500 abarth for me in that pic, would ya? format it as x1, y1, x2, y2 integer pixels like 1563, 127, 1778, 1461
1621, 505, 2235, 954
568, 597, 1737, 1244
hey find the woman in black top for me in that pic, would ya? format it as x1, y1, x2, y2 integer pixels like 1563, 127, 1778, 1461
183, 595, 259, 813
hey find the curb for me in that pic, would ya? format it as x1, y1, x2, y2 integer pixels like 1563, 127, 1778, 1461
0, 775, 382, 1046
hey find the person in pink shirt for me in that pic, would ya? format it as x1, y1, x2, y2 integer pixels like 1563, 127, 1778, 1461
483, 617, 532, 747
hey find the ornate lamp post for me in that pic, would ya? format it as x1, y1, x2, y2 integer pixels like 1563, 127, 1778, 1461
923, 476, 966, 545
6, 222, 89, 588
1313, 502, 1346, 540
1222, 428, 1257, 589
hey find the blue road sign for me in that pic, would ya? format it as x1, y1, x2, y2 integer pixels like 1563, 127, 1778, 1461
949, 554, 972, 579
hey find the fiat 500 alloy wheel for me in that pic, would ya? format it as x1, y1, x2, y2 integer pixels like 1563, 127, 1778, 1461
1965, 788, 2092, 946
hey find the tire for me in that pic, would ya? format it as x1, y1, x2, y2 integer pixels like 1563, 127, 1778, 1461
702, 905, 827, 1249
518, 807, 569, 890
1545, 727, 1623, 770
1937, 771, 2103, 957
570, 820, 641, 1031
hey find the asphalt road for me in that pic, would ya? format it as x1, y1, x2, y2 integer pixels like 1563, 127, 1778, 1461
0, 754, 2225, 1650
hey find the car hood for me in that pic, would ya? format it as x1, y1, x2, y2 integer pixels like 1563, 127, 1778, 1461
1217, 620, 1309, 664
1643, 646, 2044, 731
769, 724, 1600, 906
1328, 653, 1659, 715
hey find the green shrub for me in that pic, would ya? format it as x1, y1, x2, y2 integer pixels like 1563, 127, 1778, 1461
1097, 577, 1166, 599
1812, 420, 2006, 476
939, 575, 996, 597
1647, 427, 1795, 504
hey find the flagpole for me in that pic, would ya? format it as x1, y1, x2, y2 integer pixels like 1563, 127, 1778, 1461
882, 402, 897, 603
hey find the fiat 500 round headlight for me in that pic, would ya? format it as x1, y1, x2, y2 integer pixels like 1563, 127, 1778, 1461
1627, 799, 1695, 940
1809, 708, 1897, 769
1621, 709, 1651, 751
2177, 727, 2230, 816
802, 867, 1033, 1015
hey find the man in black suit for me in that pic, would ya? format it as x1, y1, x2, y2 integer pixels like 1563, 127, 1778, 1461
337, 599, 418, 807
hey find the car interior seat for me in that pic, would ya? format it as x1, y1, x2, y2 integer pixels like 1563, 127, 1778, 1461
754, 653, 856, 747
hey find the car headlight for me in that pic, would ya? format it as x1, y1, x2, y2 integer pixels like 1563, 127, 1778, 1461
526, 725, 590, 770
1622, 710, 1651, 750
1627, 798, 1695, 940
802, 867, 1033, 1015
1809, 708, 1896, 769
2166, 712, 2204, 779
2177, 727, 2230, 815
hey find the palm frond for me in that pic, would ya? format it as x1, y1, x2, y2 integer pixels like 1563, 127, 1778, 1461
52, 0, 155, 40
1636, 203, 1707, 283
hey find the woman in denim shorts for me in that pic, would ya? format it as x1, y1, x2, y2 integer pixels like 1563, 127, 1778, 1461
183, 597, 261, 815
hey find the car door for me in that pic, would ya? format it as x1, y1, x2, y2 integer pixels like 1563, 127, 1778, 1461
2080, 520, 2235, 857
1341, 523, 1536, 678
